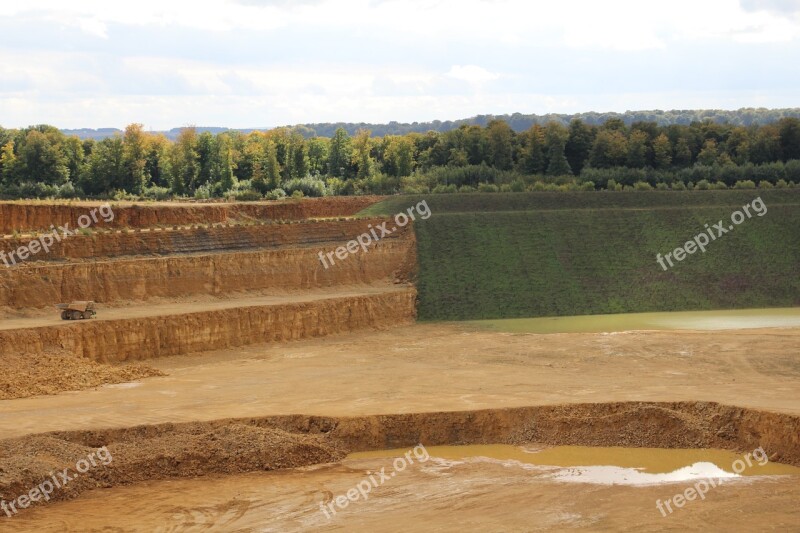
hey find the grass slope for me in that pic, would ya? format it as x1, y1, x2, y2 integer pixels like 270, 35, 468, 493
363, 191, 800, 320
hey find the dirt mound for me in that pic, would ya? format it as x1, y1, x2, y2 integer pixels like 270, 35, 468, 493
1, 401, 797, 512
0, 424, 345, 509
0, 350, 163, 400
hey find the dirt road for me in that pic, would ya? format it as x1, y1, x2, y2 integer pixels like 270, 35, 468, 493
2, 324, 799, 439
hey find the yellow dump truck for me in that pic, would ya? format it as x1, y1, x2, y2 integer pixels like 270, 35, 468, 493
56, 301, 97, 320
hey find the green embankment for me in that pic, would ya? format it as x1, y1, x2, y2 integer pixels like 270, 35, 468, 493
360, 190, 800, 320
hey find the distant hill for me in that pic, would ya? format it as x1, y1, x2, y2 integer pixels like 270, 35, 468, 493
60, 107, 800, 140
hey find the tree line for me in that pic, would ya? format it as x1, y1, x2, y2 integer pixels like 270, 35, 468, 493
1, 116, 799, 200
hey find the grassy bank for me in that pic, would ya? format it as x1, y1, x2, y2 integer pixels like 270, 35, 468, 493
363, 191, 800, 320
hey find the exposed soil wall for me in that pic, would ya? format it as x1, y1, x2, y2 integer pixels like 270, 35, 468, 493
0, 289, 417, 362
0, 402, 797, 511
0, 196, 382, 234
0, 218, 402, 262
0, 232, 415, 310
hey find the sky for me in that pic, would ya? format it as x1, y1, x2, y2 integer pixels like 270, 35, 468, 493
0, 0, 799, 129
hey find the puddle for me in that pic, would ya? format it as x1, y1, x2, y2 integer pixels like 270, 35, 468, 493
464, 307, 800, 334
349, 445, 800, 485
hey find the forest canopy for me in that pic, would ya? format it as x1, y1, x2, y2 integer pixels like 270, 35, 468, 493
2, 109, 800, 200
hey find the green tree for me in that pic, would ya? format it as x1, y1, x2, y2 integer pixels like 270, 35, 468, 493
168, 127, 199, 195
696, 139, 718, 166
80, 137, 124, 195
62, 137, 85, 186
327, 128, 352, 178
307, 137, 329, 175
778, 118, 800, 161
589, 129, 628, 168
18, 129, 69, 185
626, 130, 649, 168
652, 134, 673, 169
673, 137, 693, 166
144, 135, 171, 188
565, 120, 594, 174
0, 140, 19, 185
195, 131, 216, 187
485, 119, 514, 170
383, 135, 415, 177
351, 129, 375, 179
545, 123, 571, 175
213, 134, 236, 193
263, 139, 281, 190
122, 124, 149, 193
290, 132, 310, 179
518, 125, 546, 174
749, 125, 781, 164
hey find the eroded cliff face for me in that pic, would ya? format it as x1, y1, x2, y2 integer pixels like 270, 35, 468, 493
0, 196, 383, 234
0, 234, 414, 310
0, 218, 402, 261
0, 289, 417, 362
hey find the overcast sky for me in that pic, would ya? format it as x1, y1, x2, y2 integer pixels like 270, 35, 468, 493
0, 0, 798, 129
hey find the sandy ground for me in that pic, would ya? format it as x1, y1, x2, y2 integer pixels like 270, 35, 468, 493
1, 323, 799, 439
7, 454, 800, 532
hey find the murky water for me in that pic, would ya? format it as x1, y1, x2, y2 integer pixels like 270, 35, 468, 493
350, 444, 800, 485
466, 307, 800, 334
8, 445, 800, 531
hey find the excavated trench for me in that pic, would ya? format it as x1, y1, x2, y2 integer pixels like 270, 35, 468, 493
0, 401, 798, 512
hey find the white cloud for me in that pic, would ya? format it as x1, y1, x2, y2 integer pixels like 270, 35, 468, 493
76, 17, 108, 39
445, 65, 499, 84
0, 0, 799, 128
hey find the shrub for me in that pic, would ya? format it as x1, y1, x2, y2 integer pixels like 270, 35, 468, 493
712, 181, 728, 190
734, 180, 757, 189
477, 183, 499, 192
785, 160, 800, 183
509, 180, 526, 192
655, 182, 669, 190
457, 185, 476, 193
633, 181, 653, 190
432, 184, 457, 194
194, 184, 213, 199
530, 182, 547, 191
759, 180, 774, 189
325, 177, 346, 196
775, 179, 789, 188
142, 186, 171, 200
696, 179, 711, 190
56, 182, 82, 199
265, 188, 287, 200
233, 189, 263, 201
671, 181, 687, 190
283, 177, 327, 197
579, 181, 596, 191
291, 190, 304, 199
